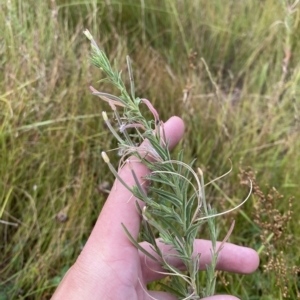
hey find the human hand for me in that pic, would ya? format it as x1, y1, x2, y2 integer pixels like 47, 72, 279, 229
51, 116, 259, 300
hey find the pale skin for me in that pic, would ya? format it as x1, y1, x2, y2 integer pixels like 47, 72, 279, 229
52, 116, 259, 300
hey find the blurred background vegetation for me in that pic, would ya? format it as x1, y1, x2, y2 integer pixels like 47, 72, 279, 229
1, 0, 300, 299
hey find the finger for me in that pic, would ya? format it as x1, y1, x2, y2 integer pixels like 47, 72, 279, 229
148, 291, 239, 300
147, 291, 178, 300
80, 116, 184, 256
139, 239, 259, 282
147, 292, 240, 300
203, 296, 239, 300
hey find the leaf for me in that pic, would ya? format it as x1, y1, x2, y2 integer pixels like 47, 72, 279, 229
185, 222, 202, 245
157, 217, 184, 245
186, 193, 198, 225
146, 135, 169, 161
121, 223, 159, 263
145, 173, 177, 189
149, 187, 182, 208
158, 282, 186, 298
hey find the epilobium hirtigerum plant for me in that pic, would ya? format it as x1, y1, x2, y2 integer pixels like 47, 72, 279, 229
84, 29, 252, 299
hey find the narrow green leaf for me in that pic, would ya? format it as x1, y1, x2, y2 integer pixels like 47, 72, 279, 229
121, 223, 159, 263
158, 282, 186, 298
149, 187, 182, 208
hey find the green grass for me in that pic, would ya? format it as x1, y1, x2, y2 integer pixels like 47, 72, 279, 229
1, 0, 300, 299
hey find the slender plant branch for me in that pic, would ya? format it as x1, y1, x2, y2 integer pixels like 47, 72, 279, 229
84, 29, 251, 299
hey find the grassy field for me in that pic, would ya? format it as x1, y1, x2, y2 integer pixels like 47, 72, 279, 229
1, 0, 300, 299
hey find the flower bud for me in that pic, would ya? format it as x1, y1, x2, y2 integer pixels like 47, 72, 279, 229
102, 111, 108, 121
101, 151, 110, 163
